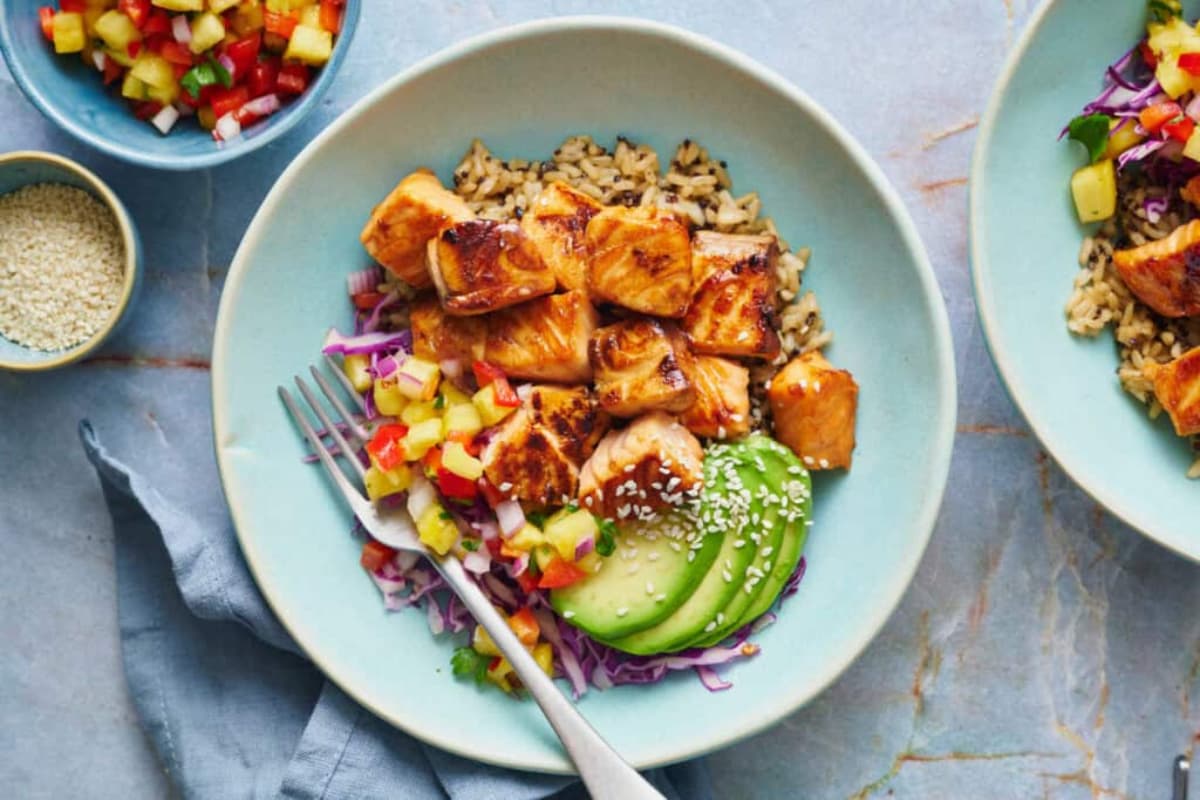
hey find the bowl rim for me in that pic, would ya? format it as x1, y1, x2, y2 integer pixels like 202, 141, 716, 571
968, 0, 1198, 562
0, 1, 359, 171
212, 15, 957, 772
0, 149, 139, 371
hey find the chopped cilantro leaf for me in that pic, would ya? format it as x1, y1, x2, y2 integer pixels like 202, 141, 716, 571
434, 394, 445, 409
462, 538, 480, 551
451, 647, 489, 684
526, 510, 549, 528
1068, 113, 1112, 165
439, 510, 453, 520
595, 518, 617, 557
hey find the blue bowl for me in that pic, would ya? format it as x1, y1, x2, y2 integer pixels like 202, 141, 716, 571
971, 0, 1198, 560
0, 2, 359, 170
0, 150, 141, 371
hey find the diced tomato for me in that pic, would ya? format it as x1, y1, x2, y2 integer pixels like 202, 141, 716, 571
422, 445, 443, 476
1180, 52, 1200, 77
471, 360, 506, 386
132, 101, 163, 120
537, 557, 588, 589
1140, 101, 1183, 133
478, 478, 506, 508
446, 430, 479, 457
142, 9, 170, 36
360, 539, 397, 572
1165, 116, 1196, 143
126, 40, 141, 58
160, 40, 193, 66
275, 63, 309, 95
58, 0, 85, 12
172, 62, 189, 79
263, 9, 297, 37
1140, 41, 1159, 70
144, 33, 169, 54
318, 0, 342, 33
485, 537, 502, 557
366, 423, 409, 471
515, 569, 540, 594
507, 607, 540, 646
223, 33, 260, 79
102, 58, 123, 85
492, 376, 520, 408
209, 85, 249, 118
247, 58, 279, 97
38, 7, 55, 41
437, 468, 478, 501
352, 291, 384, 310
234, 106, 260, 126
117, 0, 150, 29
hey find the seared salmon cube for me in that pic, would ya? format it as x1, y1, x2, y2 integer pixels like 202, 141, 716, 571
427, 219, 556, 315
485, 290, 597, 383
360, 169, 475, 289
525, 384, 610, 464
1144, 346, 1200, 437
679, 354, 751, 440
683, 231, 781, 359
590, 317, 695, 418
767, 351, 859, 470
481, 407, 580, 507
585, 206, 693, 317
578, 412, 705, 520
520, 182, 601, 292
1112, 219, 1200, 317
409, 294, 487, 365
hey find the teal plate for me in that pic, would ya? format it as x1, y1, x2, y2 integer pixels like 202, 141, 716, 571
971, 1, 1197, 561
213, 18, 955, 773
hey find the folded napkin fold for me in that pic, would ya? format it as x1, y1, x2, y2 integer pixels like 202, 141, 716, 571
80, 421, 712, 800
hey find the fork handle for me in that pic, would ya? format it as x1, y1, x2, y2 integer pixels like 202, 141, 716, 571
437, 557, 666, 800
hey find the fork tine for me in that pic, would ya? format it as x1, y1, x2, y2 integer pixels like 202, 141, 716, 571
311, 365, 370, 444
279, 386, 372, 519
294, 375, 367, 480
324, 354, 368, 414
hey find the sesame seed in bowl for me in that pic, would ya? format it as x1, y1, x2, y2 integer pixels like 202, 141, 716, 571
0, 151, 141, 372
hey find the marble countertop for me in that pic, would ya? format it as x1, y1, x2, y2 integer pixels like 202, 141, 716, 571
3, 1, 1198, 797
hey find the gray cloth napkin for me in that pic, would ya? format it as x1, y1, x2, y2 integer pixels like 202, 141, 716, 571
79, 421, 712, 800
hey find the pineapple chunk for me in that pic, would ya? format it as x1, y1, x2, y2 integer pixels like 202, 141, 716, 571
189, 11, 225, 53
440, 381, 472, 408
400, 400, 439, 426
209, 0, 240, 12
298, 5, 321, 28
485, 656, 514, 691
532, 642, 554, 676
1070, 160, 1116, 223
230, 1, 265, 35
508, 524, 546, 551
120, 72, 147, 101
82, 7, 106, 38
104, 47, 134, 67
342, 354, 372, 394
543, 510, 597, 561
1105, 119, 1144, 160
472, 624, 501, 657
443, 403, 483, 437
1186, 129, 1200, 164
152, 0, 203, 10
472, 383, 517, 427
416, 504, 459, 555
266, 0, 313, 10
402, 418, 443, 460
394, 357, 441, 401
1156, 57, 1199, 99
364, 464, 413, 501
284, 23, 333, 66
52, 12, 86, 54
94, 10, 140, 51
442, 441, 484, 481
145, 81, 180, 105
130, 53, 175, 89
373, 377, 407, 417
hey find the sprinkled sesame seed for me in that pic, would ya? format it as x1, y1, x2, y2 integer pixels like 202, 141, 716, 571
563, 610, 576, 619
626, 563, 640, 575
734, 539, 746, 548
624, 464, 635, 473
716, 613, 724, 624
722, 570, 732, 582
704, 620, 717, 633
498, 482, 513, 492
645, 581, 655, 594
616, 607, 629, 617
647, 551, 660, 562
655, 593, 667, 602
762, 546, 774, 557
818, 458, 830, 469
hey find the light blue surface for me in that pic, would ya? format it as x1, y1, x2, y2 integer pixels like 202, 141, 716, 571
5, 1, 1200, 798
213, 17, 955, 774
0, 0, 361, 170
971, 0, 1197, 559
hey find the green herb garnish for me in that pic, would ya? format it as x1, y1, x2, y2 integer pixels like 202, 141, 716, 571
180, 57, 232, 99
462, 538, 480, 552
526, 510, 549, 528
565, 503, 579, 514
451, 647, 489, 684
1149, 0, 1182, 23
209, 56, 232, 89
1067, 113, 1112, 165
439, 510, 453, 520
434, 394, 445, 409
595, 518, 617, 557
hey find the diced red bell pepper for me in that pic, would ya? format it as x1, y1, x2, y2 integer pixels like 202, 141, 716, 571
160, 40, 193, 66
132, 101, 163, 120
263, 9, 297, 38
365, 423, 409, 471
234, 106, 261, 126
492, 376, 520, 408
142, 9, 170, 36
102, 58, 123, 85
209, 85, 249, 119
275, 63, 309, 95
445, 430, 479, 457
126, 40, 142, 58
537, 557, 588, 589
318, 0, 343, 33
360, 539, 397, 572
1181, 52, 1200, 76
172, 62, 189, 79
422, 445, 442, 477
515, 569, 540, 594
472, 360, 506, 386
1165, 116, 1196, 143
1140, 41, 1159, 70
508, 607, 540, 646
117, 0, 150, 29
38, 7, 55, 42
144, 33, 169, 54
1140, 101, 1183, 133
485, 537, 502, 558
478, 477, 506, 508
352, 291, 384, 310
223, 33, 260, 79
58, 0, 85, 12
247, 58, 279, 97
437, 468, 478, 501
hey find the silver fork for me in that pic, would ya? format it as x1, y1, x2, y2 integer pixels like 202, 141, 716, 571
281, 363, 665, 800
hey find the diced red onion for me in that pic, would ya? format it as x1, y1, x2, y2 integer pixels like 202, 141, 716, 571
346, 266, 381, 297
374, 354, 401, 379
322, 328, 410, 356
406, 476, 437, 522
171, 14, 191, 44
475, 519, 499, 541
439, 358, 463, 380
362, 290, 401, 334
425, 596, 445, 635
213, 112, 241, 142
217, 52, 237, 82
516, 383, 532, 402
1186, 95, 1200, 123
481, 573, 520, 610
91, 50, 106, 71
462, 549, 492, 575
495, 500, 525, 538
150, 105, 180, 135
395, 550, 420, 572
508, 551, 530, 577
241, 93, 281, 118
574, 534, 595, 561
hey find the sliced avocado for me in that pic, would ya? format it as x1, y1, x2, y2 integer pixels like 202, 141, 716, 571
550, 508, 723, 641
602, 445, 763, 656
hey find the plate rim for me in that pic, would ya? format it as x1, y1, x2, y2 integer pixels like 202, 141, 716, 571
212, 15, 958, 773
968, 0, 1198, 563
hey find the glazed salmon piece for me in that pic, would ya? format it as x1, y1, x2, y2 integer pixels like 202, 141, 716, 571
585, 206, 693, 317
683, 231, 781, 359
590, 317, 695, 418
525, 384, 610, 464
767, 351, 859, 470
520, 182, 601, 292
359, 170, 475, 289
1112, 219, 1200, 317
408, 294, 487, 365
1143, 346, 1200, 437
484, 290, 597, 383
578, 412, 705, 521
427, 219, 557, 315
679, 354, 751, 440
